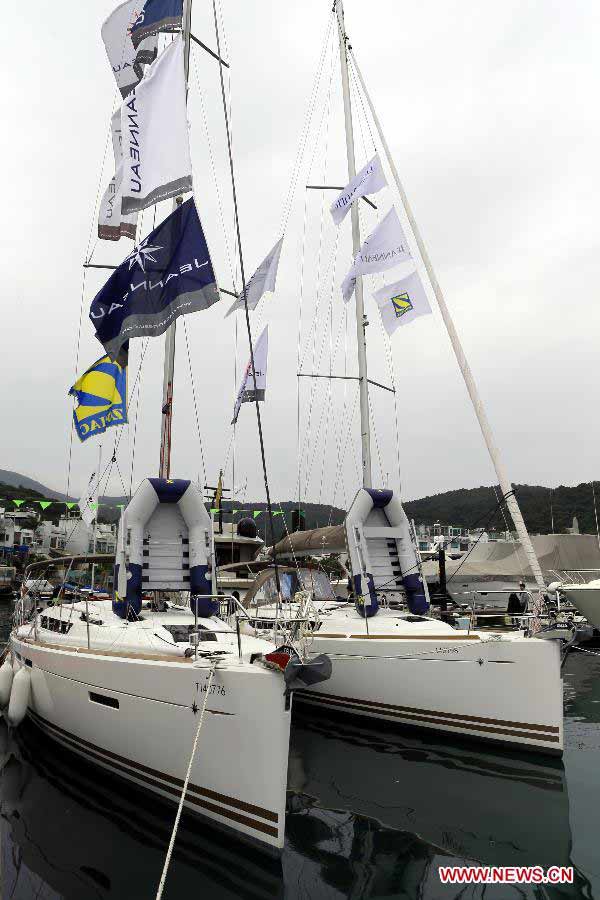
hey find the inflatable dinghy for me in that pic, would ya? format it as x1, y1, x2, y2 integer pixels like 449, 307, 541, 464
345, 488, 429, 617
114, 478, 215, 618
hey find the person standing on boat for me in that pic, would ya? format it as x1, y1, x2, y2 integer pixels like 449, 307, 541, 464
507, 581, 528, 614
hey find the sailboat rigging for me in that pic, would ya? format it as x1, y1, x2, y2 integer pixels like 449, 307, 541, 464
3, 0, 331, 862
237, 0, 576, 756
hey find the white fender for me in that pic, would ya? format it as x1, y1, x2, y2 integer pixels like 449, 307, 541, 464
7, 666, 31, 728
0, 659, 14, 708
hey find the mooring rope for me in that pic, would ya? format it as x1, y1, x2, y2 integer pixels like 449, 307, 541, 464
155, 665, 215, 900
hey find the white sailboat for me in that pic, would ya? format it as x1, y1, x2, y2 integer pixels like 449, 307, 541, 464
242, 0, 567, 755
1, 0, 329, 857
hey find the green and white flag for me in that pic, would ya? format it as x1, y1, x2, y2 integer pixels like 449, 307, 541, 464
373, 267, 432, 336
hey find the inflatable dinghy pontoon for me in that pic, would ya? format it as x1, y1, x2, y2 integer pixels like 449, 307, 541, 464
345, 488, 429, 617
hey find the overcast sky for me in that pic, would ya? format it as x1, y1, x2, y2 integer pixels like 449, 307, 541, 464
2, 0, 599, 510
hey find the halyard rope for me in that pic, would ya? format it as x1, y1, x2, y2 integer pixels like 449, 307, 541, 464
155, 665, 215, 900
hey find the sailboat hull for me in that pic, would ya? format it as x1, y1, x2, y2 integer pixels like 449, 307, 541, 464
560, 582, 600, 631
10, 636, 290, 852
295, 626, 563, 755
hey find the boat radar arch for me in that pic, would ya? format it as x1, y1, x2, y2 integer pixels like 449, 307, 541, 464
345, 488, 429, 617
114, 478, 215, 619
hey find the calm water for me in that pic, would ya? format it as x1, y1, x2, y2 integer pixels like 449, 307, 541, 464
1, 600, 599, 899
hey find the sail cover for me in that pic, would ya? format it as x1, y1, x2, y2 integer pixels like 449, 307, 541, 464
90, 197, 219, 362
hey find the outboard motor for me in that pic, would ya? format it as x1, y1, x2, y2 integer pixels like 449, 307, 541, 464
345, 487, 429, 617
114, 478, 216, 619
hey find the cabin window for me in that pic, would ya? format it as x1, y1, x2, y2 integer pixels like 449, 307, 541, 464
40, 616, 73, 635
89, 692, 119, 709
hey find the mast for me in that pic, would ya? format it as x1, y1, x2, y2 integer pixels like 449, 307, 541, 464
335, 0, 372, 489
348, 48, 547, 603
159, 0, 193, 478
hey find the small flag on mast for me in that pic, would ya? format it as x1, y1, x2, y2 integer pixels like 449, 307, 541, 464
330, 154, 387, 226
90, 197, 219, 363
225, 238, 283, 317
232, 326, 269, 425
341, 207, 412, 303
69, 355, 128, 443
373, 267, 432, 336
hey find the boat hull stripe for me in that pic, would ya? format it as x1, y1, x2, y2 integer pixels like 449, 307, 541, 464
28, 709, 279, 835
295, 691, 560, 741
316, 633, 482, 641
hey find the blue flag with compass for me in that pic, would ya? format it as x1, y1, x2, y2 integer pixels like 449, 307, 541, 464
89, 198, 219, 363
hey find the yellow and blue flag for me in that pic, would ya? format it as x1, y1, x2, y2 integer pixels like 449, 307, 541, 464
69, 355, 127, 442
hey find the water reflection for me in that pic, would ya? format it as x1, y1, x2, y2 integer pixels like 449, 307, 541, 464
0, 719, 284, 900
287, 713, 590, 898
1, 604, 598, 899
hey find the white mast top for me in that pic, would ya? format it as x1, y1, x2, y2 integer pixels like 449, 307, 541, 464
335, 0, 372, 489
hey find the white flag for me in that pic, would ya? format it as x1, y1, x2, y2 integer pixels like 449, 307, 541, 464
373, 267, 432, 336
330, 154, 387, 226
78, 492, 97, 527
232, 326, 269, 424
120, 37, 192, 216
225, 238, 283, 317
98, 110, 139, 241
341, 207, 412, 303
101, 0, 157, 98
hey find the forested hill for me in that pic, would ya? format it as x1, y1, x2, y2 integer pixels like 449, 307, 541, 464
2, 469, 600, 537
403, 484, 600, 535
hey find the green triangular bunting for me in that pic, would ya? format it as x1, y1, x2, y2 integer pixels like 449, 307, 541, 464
38, 501, 52, 510
66, 502, 77, 509
253, 510, 262, 519
12, 500, 25, 508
